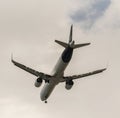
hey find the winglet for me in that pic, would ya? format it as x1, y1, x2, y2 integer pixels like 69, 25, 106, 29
11, 53, 14, 63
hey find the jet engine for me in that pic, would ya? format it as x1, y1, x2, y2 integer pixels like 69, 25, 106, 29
34, 78, 43, 87
65, 80, 74, 90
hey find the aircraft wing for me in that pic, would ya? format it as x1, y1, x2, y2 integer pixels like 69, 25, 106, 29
61, 68, 106, 82
12, 59, 51, 81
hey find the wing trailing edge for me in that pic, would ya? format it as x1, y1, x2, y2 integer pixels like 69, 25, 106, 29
11, 58, 51, 81
60, 68, 107, 82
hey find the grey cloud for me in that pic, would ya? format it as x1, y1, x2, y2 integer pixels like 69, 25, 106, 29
70, 0, 111, 29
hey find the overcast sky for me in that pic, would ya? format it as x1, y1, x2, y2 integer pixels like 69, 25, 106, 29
0, 0, 120, 118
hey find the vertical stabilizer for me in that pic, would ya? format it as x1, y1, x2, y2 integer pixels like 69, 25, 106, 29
69, 25, 73, 43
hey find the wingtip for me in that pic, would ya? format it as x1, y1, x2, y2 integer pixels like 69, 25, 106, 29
55, 40, 57, 42
82, 43, 91, 46
102, 68, 107, 72
87, 43, 91, 45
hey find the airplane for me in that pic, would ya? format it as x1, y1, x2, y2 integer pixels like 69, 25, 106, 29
11, 25, 106, 103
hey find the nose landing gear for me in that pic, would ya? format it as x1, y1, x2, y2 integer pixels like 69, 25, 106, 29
45, 101, 47, 103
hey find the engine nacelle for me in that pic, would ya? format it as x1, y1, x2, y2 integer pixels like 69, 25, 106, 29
65, 80, 74, 90
34, 78, 43, 87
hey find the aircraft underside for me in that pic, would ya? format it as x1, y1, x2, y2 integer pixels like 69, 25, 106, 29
12, 25, 106, 103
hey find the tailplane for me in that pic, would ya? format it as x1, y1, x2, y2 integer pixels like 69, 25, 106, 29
73, 43, 90, 49
55, 40, 68, 48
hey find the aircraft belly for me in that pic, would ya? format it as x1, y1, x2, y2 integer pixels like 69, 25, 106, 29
40, 82, 56, 101
51, 57, 68, 77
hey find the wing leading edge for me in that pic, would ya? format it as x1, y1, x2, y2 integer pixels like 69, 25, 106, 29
11, 59, 51, 81
11, 58, 106, 82
61, 68, 106, 82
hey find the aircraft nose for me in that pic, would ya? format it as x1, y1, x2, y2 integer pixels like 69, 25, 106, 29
40, 94, 46, 101
40, 91, 48, 101
40, 97, 45, 101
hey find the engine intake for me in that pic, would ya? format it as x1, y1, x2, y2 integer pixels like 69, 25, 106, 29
34, 78, 43, 87
65, 80, 74, 90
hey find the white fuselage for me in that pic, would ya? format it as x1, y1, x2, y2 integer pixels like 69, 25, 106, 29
40, 41, 74, 101
40, 56, 69, 101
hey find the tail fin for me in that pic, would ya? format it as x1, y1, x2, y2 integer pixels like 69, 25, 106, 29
69, 25, 73, 43
55, 25, 73, 48
55, 25, 90, 49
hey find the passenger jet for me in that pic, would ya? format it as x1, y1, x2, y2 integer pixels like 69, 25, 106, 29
12, 25, 106, 103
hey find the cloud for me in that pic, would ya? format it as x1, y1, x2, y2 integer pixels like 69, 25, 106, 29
70, 0, 111, 29
92, 0, 120, 31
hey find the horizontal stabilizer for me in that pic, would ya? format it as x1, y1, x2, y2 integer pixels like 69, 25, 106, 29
55, 40, 68, 48
73, 43, 90, 49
